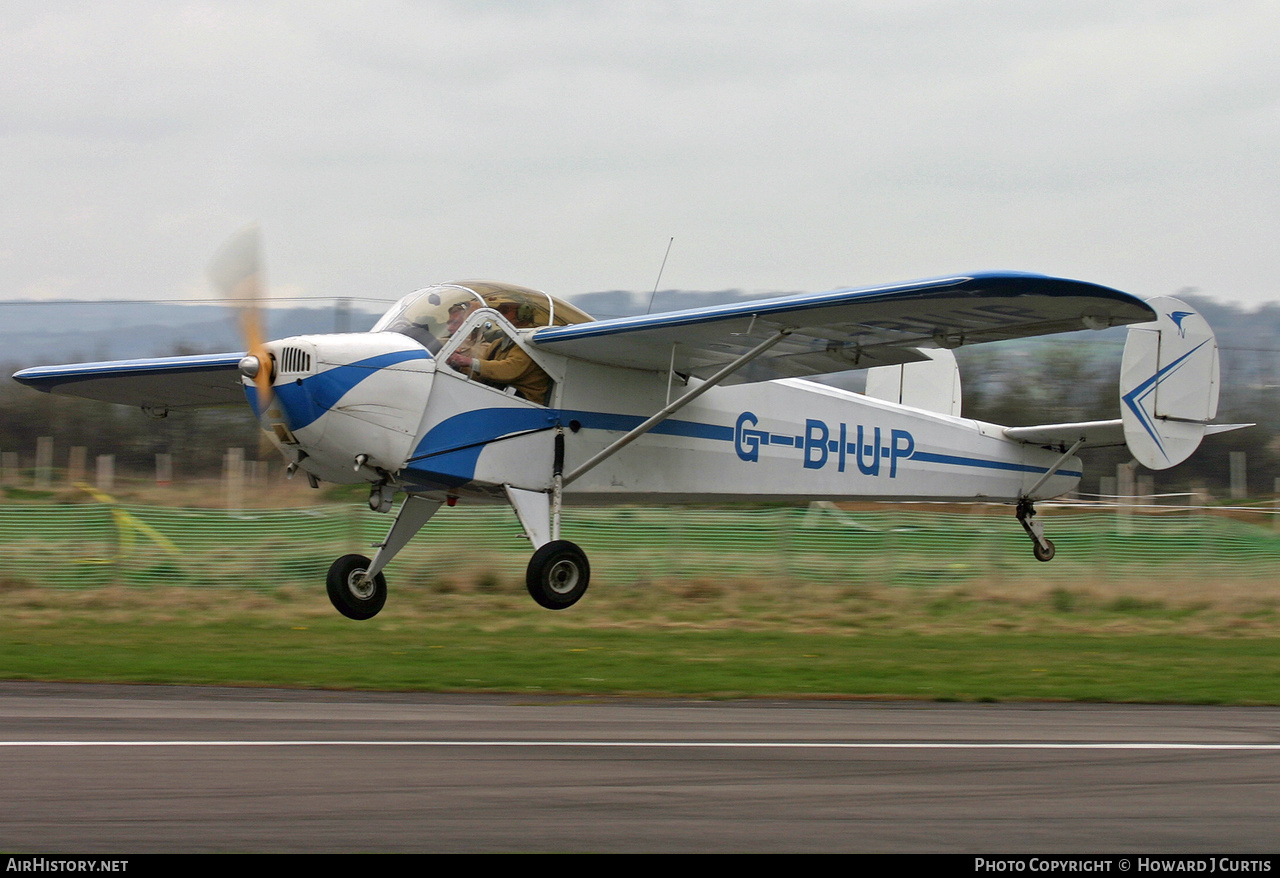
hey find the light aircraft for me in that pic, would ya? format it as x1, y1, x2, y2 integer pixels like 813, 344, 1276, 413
13, 228, 1246, 619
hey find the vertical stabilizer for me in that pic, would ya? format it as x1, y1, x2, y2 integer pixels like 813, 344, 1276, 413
1120, 296, 1220, 470
865, 348, 962, 417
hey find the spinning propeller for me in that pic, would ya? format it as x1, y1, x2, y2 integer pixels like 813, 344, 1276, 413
208, 224, 274, 412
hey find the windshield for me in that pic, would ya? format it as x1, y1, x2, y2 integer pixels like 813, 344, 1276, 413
373, 281, 593, 352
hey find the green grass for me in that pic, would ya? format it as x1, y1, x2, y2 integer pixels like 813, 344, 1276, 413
4, 502, 1280, 703
2, 580, 1278, 703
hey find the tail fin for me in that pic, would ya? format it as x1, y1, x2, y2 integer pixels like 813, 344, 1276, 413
865, 348, 962, 417
1120, 296, 1220, 470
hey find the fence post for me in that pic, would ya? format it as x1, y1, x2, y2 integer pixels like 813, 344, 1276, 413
1137, 475, 1153, 504
1099, 476, 1117, 500
156, 453, 172, 487
95, 455, 114, 492
1230, 451, 1247, 500
68, 446, 87, 486
35, 437, 53, 489
224, 448, 245, 511
1117, 462, 1136, 535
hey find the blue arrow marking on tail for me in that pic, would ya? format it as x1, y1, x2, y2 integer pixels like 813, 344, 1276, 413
1121, 339, 1209, 461
1169, 311, 1195, 338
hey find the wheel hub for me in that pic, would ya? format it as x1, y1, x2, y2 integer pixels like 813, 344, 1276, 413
347, 570, 376, 600
546, 559, 580, 594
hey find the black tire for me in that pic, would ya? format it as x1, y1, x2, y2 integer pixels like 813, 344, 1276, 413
526, 540, 590, 610
326, 553, 387, 620
1033, 539, 1056, 563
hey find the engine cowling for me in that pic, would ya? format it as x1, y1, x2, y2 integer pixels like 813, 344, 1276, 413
247, 332, 436, 484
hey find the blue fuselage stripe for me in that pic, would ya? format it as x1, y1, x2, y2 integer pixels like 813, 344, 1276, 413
911, 450, 1081, 478
272, 349, 431, 427
407, 404, 1076, 483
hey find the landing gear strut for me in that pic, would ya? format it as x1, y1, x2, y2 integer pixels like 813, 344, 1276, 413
324, 495, 444, 620
1016, 498, 1056, 562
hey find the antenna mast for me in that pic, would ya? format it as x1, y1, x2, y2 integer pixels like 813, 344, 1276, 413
645, 237, 674, 315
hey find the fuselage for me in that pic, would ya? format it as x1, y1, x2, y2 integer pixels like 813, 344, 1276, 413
255, 314, 1079, 506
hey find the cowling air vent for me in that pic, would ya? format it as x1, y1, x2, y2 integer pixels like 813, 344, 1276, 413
278, 346, 312, 375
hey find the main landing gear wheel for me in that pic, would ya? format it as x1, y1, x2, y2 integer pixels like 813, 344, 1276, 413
1033, 539, 1056, 563
326, 554, 387, 620
526, 540, 590, 610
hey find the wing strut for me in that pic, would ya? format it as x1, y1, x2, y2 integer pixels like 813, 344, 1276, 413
1023, 438, 1086, 499
561, 327, 793, 486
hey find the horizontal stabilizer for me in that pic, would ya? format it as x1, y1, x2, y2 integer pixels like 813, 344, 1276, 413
1204, 423, 1253, 436
1003, 420, 1126, 449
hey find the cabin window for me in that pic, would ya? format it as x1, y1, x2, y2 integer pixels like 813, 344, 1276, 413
374, 281, 593, 352
441, 312, 554, 406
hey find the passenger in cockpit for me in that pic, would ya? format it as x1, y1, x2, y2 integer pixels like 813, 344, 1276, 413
446, 303, 551, 404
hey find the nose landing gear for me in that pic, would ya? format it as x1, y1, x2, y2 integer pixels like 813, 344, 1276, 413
326, 553, 388, 620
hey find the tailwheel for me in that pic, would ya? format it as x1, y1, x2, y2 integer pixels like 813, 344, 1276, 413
1033, 539, 1056, 563
526, 540, 590, 610
326, 553, 387, 620
1015, 498, 1057, 563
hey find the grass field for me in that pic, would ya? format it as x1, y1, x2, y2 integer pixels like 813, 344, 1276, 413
2, 497, 1279, 703
2, 562, 1278, 703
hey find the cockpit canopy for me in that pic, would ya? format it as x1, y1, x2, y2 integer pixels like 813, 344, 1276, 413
373, 281, 593, 352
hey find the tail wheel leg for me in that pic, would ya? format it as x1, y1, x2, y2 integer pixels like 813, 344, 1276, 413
1016, 499, 1056, 562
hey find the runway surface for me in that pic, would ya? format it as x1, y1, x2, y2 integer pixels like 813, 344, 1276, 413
1, 682, 1277, 853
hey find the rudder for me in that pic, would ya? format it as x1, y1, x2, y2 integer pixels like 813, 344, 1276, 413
1119, 296, 1220, 470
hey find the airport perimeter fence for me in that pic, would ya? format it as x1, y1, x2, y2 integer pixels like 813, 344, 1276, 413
2, 500, 1280, 591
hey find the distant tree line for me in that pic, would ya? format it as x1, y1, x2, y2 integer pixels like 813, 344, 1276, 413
0, 376, 261, 480
958, 344, 1276, 498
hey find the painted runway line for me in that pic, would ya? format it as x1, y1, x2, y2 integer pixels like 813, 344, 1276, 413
3, 740, 1279, 750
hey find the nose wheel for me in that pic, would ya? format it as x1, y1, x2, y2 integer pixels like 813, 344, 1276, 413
526, 540, 590, 610
327, 553, 388, 620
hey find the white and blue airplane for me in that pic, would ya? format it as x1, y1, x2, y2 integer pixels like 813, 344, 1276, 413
13, 228, 1245, 618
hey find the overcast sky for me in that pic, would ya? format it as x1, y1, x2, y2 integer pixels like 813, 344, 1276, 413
3, 1, 1278, 313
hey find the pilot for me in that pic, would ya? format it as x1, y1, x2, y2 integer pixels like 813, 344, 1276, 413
446, 302, 551, 403
444, 301, 470, 335
444, 300, 481, 359
397, 291, 448, 352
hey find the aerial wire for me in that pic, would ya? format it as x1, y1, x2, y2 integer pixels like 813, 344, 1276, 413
645, 237, 674, 315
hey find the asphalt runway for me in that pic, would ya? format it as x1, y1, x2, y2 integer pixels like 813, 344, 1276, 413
0, 682, 1277, 853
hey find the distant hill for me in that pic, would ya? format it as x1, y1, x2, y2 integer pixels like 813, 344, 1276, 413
0, 300, 386, 367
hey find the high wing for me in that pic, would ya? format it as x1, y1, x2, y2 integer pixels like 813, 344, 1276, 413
531, 272, 1156, 382
12, 352, 246, 412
